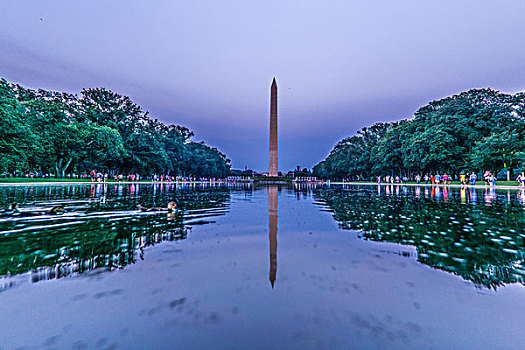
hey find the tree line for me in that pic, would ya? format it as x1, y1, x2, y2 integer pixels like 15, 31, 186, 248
313, 89, 525, 181
0, 78, 231, 178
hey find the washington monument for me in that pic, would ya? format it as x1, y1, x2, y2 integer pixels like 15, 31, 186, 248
269, 77, 278, 177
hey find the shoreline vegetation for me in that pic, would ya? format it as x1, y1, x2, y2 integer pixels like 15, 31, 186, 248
0, 78, 231, 179
313, 88, 525, 183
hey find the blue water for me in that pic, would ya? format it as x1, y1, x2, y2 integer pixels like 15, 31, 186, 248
0, 183, 523, 349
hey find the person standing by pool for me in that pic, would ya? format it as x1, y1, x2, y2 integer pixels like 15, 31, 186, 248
483, 170, 491, 186
445, 173, 452, 185
516, 172, 525, 187
460, 173, 466, 185
470, 172, 477, 186
424, 174, 429, 184
415, 175, 421, 184
489, 174, 496, 186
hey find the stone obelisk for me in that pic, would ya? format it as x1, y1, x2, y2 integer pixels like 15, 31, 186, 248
269, 78, 278, 177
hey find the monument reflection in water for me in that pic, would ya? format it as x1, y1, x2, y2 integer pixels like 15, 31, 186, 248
268, 186, 278, 288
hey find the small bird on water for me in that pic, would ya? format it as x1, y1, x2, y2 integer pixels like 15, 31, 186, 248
137, 201, 177, 213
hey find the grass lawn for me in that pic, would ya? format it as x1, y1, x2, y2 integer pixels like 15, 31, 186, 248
0, 178, 92, 183
491, 181, 520, 187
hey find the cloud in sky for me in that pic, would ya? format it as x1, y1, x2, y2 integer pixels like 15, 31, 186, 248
1, 0, 525, 170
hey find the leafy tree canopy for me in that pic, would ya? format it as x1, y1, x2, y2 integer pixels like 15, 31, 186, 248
0, 78, 230, 178
314, 89, 525, 180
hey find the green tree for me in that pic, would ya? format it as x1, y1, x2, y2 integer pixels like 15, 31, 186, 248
0, 78, 234, 179
315, 89, 525, 180
471, 130, 525, 181
0, 80, 35, 173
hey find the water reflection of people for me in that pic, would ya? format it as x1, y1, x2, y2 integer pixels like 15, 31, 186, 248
470, 187, 477, 203
460, 187, 466, 204
268, 186, 278, 288
518, 189, 525, 205
435, 186, 442, 200
484, 188, 496, 205
130, 183, 136, 198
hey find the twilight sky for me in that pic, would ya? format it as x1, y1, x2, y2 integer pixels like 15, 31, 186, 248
1, 1, 525, 171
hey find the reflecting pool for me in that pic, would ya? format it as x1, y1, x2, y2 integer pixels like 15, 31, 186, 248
0, 183, 524, 349
318, 184, 525, 289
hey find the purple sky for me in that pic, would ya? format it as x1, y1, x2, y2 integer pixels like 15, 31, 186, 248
1, 1, 525, 171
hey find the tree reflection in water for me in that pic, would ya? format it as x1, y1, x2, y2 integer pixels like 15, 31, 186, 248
315, 185, 525, 289
0, 183, 233, 286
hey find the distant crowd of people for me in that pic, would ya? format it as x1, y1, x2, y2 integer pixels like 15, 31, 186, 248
89, 170, 140, 182
377, 174, 455, 185
5, 169, 525, 187
88, 170, 210, 183
376, 171, 525, 187
5, 170, 212, 183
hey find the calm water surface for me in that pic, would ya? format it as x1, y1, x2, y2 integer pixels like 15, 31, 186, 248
0, 183, 524, 349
